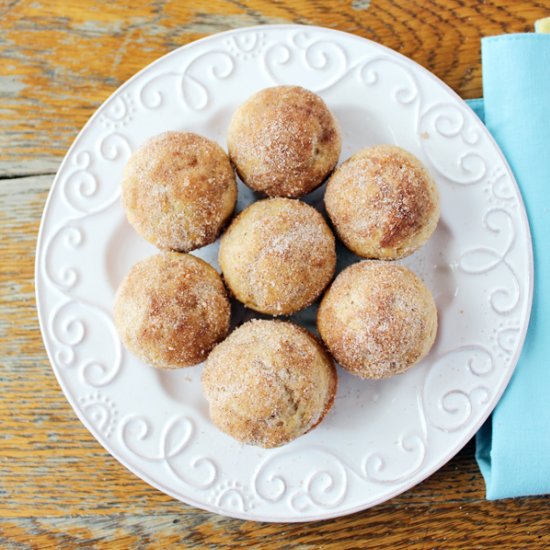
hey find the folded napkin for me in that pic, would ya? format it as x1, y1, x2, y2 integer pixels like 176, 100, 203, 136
466, 25, 550, 499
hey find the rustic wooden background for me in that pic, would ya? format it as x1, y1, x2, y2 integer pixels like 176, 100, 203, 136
1, 0, 549, 547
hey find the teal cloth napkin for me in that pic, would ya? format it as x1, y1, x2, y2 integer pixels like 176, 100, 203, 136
465, 33, 550, 499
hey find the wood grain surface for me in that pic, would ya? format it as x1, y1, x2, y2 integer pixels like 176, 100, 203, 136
1, 0, 549, 548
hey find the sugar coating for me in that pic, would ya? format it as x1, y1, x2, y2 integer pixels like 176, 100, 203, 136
325, 145, 439, 260
113, 252, 231, 368
122, 132, 237, 252
219, 198, 336, 315
227, 86, 341, 198
202, 319, 337, 448
317, 261, 437, 379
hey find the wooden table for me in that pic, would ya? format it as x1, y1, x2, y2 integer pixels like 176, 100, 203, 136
2, 0, 549, 547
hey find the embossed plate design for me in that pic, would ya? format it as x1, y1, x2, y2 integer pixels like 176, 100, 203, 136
35, 25, 533, 522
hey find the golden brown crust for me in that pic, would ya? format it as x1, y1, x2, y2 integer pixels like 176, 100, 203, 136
218, 198, 336, 316
113, 252, 231, 369
317, 261, 437, 379
202, 320, 337, 448
122, 132, 237, 252
227, 86, 341, 198
324, 145, 440, 260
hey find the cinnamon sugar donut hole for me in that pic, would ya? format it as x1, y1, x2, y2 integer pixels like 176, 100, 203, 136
218, 198, 336, 316
227, 86, 341, 198
113, 252, 230, 369
202, 320, 337, 448
317, 261, 437, 379
325, 145, 439, 260
122, 132, 237, 252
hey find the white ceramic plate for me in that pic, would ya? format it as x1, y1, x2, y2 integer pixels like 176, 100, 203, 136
35, 25, 532, 522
